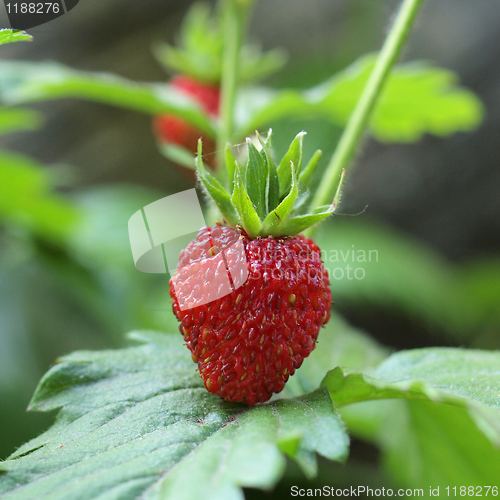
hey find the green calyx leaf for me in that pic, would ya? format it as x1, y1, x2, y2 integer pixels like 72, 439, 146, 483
154, 2, 286, 84
299, 149, 322, 191
277, 130, 305, 197
245, 138, 268, 219
256, 131, 280, 213
196, 131, 342, 238
279, 205, 334, 237
196, 141, 239, 226
231, 161, 262, 238
262, 160, 298, 234
244, 132, 280, 219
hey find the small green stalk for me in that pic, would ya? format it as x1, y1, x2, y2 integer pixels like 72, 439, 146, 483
216, 0, 252, 178
310, 0, 425, 213
332, 168, 346, 212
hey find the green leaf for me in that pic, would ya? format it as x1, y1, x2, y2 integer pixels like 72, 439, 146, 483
0, 108, 42, 136
324, 348, 500, 409
0, 151, 80, 242
0, 332, 349, 499
322, 347, 500, 447
330, 345, 500, 485
231, 161, 262, 238
380, 400, 500, 489
0, 29, 32, 46
277, 131, 305, 197
157, 389, 347, 493
323, 56, 485, 142
457, 259, 500, 339
237, 57, 483, 142
283, 314, 389, 399
196, 142, 239, 226
0, 61, 216, 136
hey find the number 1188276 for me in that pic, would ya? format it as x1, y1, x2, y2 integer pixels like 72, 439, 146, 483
6, 3, 60, 14
445, 486, 498, 496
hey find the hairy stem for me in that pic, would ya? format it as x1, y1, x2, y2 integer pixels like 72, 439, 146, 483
310, 0, 425, 212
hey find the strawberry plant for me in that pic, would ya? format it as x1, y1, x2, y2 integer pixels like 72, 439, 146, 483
0, 2, 499, 499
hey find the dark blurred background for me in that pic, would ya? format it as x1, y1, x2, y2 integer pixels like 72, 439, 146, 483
1, 0, 499, 489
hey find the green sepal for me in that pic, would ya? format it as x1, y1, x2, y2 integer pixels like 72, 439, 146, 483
245, 138, 268, 219
262, 160, 299, 234
277, 131, 305, 197
256, 127, 273, 151
196, 141, 239, 226
200, 130, 339, 238
231, 160, 262, 238
278, 205, 333, 236
292, 191, 310, 213
256, 130, 280, 213
299, 149, 322, 190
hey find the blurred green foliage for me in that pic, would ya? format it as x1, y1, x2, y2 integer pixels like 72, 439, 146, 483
0, 29, 32, 46
153, 2, 287, 84
0, 55, 483, 145
0, 9, 499, 500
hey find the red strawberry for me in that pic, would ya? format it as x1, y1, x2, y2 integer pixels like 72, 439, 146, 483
154, 75, 220, 167
168, 131, 343, 405
170, 225, 331, 406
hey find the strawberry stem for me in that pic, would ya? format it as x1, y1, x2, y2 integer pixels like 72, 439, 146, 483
309, 0, 425, 215
216, 0, 253, 178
